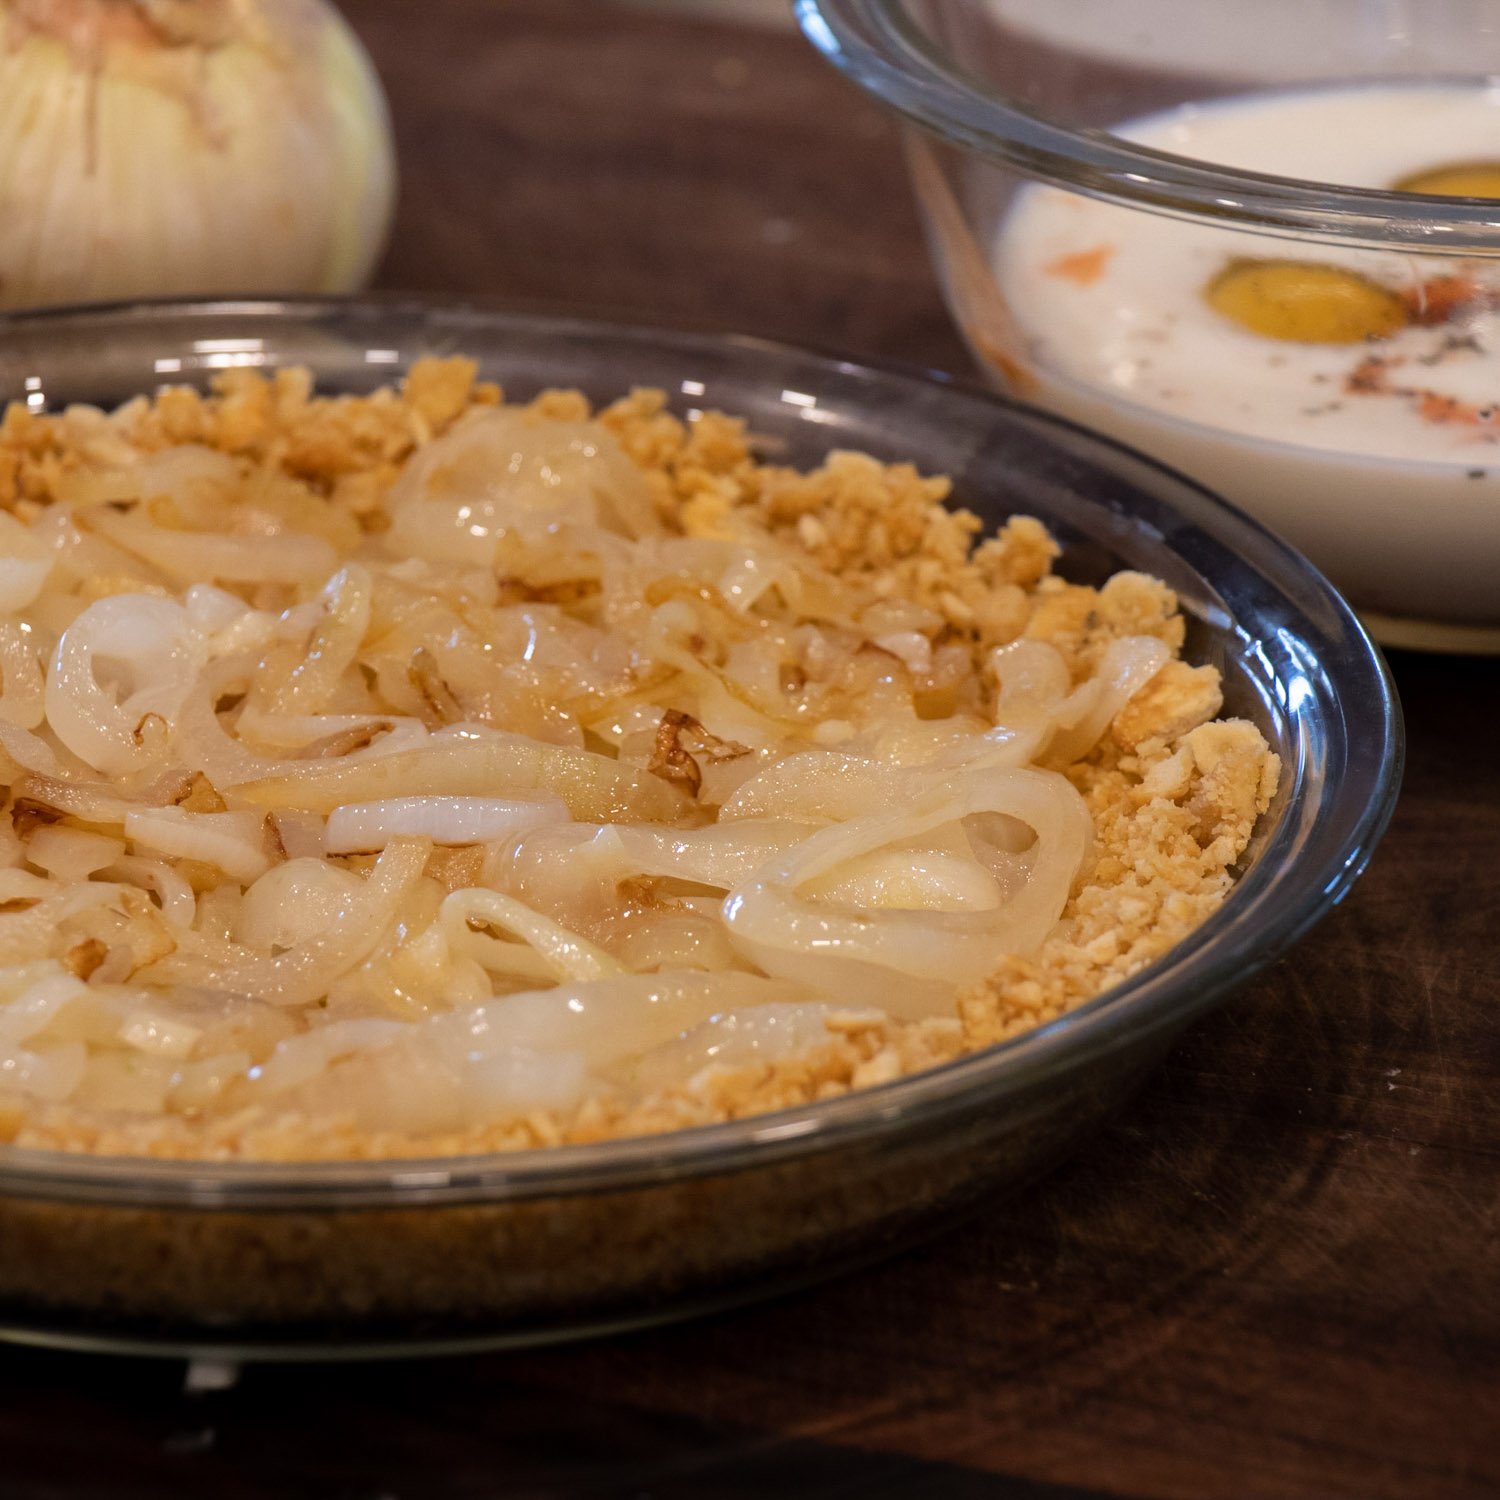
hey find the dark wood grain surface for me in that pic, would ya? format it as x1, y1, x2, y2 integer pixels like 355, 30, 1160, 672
4, 4, 1498, 1496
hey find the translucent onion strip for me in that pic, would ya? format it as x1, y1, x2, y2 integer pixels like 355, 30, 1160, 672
24, 826, 126, 883
608, 821, 815, 889
44, 595, 202, 776
263, 564, 374, 715
439, 890, 622, 982
1, 1041, 87, 1102
124, 807, 272, 885
991, 635, 1170, 762
234, 859, 367, 952
252, 1018, 414, 1097
387, 409, 660, 566
0, 884, 124, 966
625, 1001, 846, 1093
84, 507, 338, 586
229, 732, 693, 824
8, 769, 179, 829
0, 513, 52, 612
432, 971, 811, 1072
0, 621, 45, 729
723, 767, 1091, 1019
0, 720, 68, 779
99, 856, 198, 930
325, 795, 568, 854
171, 663, 290, 785
719, 751, 909, 825
0, 964, 90, 1052
139, 837, 431, 1006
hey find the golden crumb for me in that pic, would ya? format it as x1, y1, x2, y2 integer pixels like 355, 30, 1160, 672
1112, 659, 1224, 749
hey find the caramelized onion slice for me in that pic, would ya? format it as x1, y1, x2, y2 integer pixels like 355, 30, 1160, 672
229, 732, 693, 824
138, 837, 431, 1007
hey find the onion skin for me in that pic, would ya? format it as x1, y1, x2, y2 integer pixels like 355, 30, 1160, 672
0, 0, 396, 308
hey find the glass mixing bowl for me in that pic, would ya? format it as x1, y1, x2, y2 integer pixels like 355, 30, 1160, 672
0, 300, 1400, 1360
799, 0, 1500, 652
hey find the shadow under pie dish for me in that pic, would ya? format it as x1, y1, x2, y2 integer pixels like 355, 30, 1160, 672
0, 300, 1399, 1358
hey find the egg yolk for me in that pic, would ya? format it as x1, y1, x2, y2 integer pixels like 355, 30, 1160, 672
1204, 258, 1410, 343
1393, 161, 1500, 198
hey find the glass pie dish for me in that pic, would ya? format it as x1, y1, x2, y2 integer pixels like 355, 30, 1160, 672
0, 299, 1401, 1360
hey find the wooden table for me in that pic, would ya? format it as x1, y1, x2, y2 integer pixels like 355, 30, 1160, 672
4, 4, 1497, 1496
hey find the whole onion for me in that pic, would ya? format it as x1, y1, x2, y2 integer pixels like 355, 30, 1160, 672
0, 0, 396, 308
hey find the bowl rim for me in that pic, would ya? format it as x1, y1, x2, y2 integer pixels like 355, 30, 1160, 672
0, 296, 1404, 1211
797, 0, 1500, 252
